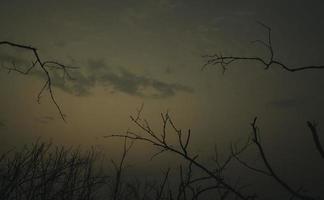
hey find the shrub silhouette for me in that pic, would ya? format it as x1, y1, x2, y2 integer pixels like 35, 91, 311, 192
0, 141, 106, 200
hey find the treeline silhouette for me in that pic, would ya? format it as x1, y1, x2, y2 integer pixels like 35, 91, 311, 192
0, 141, 106, 200
1, 113, 323, 200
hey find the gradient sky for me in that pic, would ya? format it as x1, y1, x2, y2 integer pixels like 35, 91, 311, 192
1, 0, 324, 198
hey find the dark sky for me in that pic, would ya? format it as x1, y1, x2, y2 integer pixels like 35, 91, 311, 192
1, 0, 324, 199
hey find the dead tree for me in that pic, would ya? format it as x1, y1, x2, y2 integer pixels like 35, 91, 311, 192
0, 41, 77, 121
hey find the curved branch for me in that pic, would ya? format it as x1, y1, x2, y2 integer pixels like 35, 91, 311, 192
107, 112, 255, 200
0, 41, 77, 122
307, 121, 324, 160
251, 118, 315, 200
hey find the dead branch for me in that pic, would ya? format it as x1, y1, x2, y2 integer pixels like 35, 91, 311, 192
111, 135, 134, 200
250, 117, 316, 200
107, 112, 257, 200
156, 168, 170, 200
0, 41, 78, 122
202, 22, 324, 73
307, 121, 324, 160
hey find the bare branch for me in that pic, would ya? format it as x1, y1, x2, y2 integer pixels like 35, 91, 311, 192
202, 23, 324, 73
108, 112, 256, 200
111, 135, 134, 200
307, 121, 324, 160
250, 118, 315, 200
156, 168, 170, 200
0, 41, 78, 122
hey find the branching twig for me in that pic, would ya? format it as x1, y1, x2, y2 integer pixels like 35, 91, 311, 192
107, 111, 255, 200
0, 41, 78, 121
202, 22, 324, 73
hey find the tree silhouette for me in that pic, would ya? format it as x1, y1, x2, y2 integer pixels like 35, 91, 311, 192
0, 141, 107, 200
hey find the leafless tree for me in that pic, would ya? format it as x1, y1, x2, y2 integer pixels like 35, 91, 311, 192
106, 131, 176, 200
0, 140, 107, 200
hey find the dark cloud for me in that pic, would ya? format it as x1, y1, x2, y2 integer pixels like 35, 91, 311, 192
52, 59, 193, 98
0, 52, 192, 97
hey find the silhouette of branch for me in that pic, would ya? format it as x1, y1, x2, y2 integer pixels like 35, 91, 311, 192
307, 121, 324, 160
229, 140, 272, 177
176, 161, 228, 200
0, 41, 78, 121
250, 117, 315, 200
107, 111, 257, 200
202, 22, 324, 73
155, 168, 170, 200
111, 135, 134, 200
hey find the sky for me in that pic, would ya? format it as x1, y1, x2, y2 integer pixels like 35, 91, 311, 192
1, 0, 324, 199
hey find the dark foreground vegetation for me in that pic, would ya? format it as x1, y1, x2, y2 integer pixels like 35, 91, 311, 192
0, 113, 323, 200
0, 141, 105, 200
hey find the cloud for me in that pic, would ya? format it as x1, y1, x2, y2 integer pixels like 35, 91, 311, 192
0, 50, 193, 98
51, 59, 193, 98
